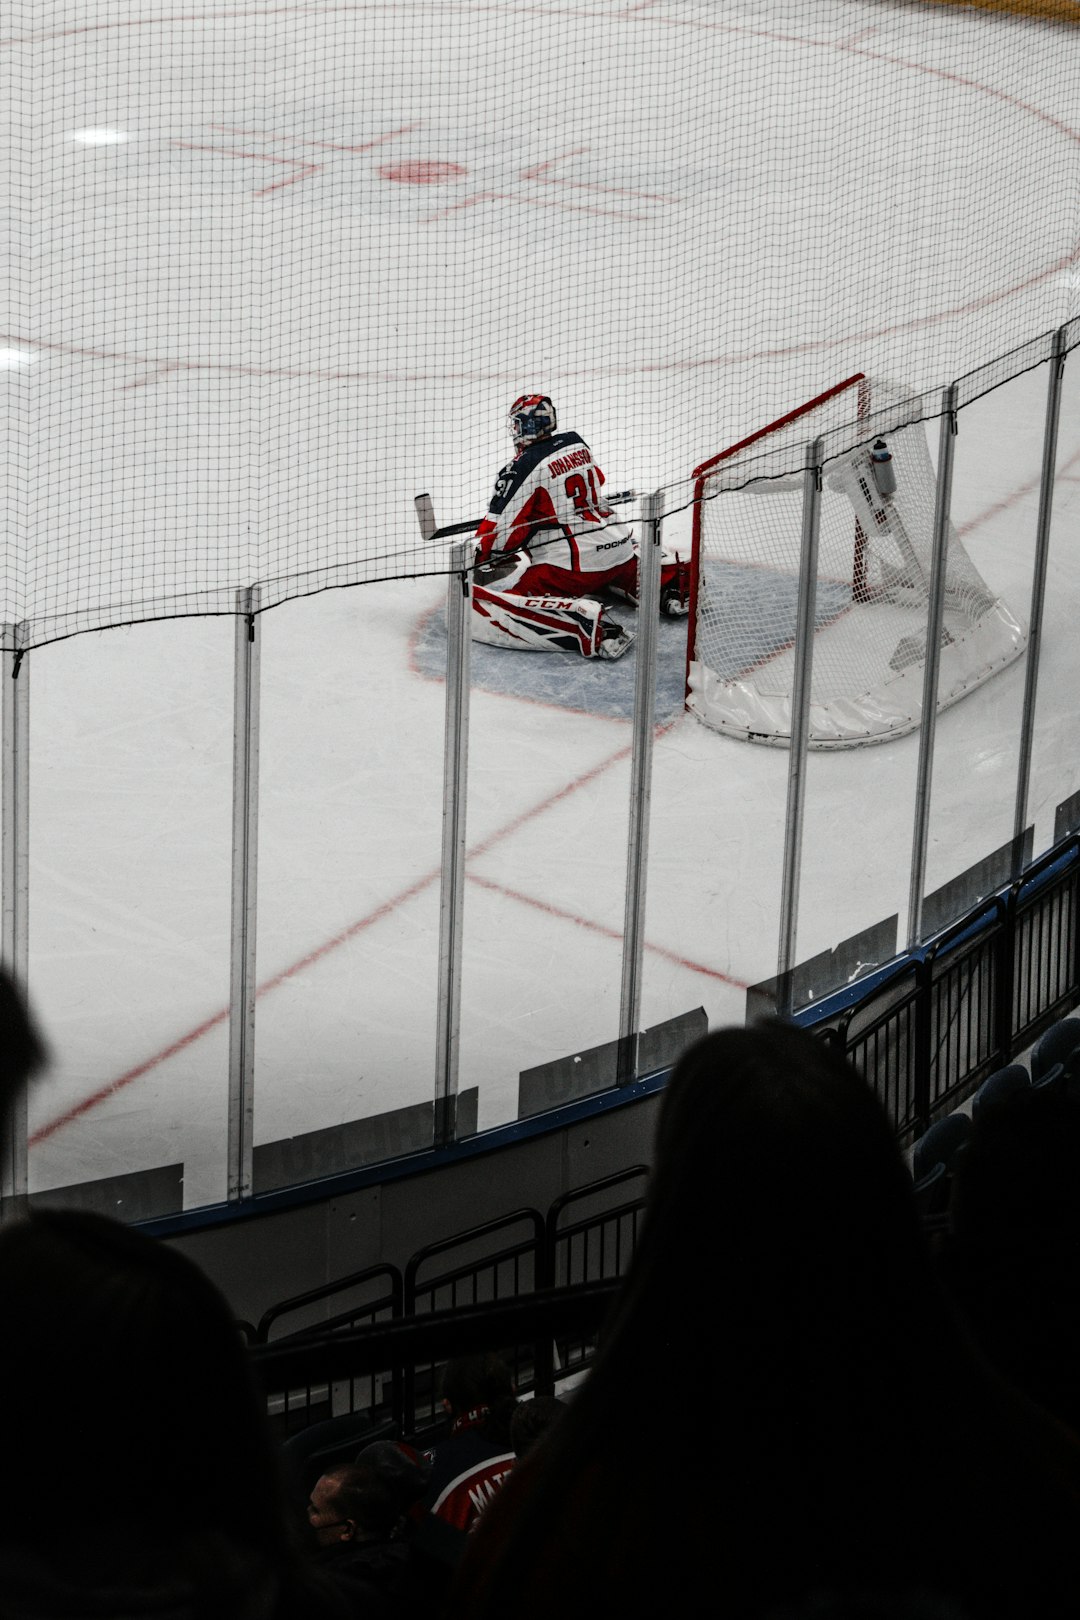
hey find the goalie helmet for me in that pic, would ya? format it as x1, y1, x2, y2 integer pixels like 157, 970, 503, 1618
508, 394, 557, 447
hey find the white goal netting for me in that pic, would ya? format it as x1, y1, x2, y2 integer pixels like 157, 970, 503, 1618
687, 378, 1027, 748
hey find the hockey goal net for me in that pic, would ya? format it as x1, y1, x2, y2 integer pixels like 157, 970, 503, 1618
685, 374, 1026, 748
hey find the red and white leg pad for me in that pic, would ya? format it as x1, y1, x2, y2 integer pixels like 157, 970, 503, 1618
472, 583, 619, 658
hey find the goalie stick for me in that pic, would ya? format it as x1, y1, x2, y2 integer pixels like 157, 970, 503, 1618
413, 490, 638, 547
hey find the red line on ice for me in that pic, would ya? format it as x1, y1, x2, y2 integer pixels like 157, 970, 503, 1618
208, 122, 421, 152
467, 873, 749, 989
29, 1009, 233, 1146
29, 741, 650, 1142
172, 141, 320, 195
521, 149, 678, 204
421, 189, 505, 222
7, 212, 1077, 382
515, 192, 649, 222
956, 439, 1080, 538
422, 188, 648, 224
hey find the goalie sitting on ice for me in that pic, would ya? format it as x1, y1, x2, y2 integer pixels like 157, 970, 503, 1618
471, 395, 689, 660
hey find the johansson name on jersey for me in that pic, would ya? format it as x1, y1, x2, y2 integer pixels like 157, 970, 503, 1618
474, 431, 635, 576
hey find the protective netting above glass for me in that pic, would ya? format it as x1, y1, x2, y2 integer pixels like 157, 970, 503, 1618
4, 0, 1080, 645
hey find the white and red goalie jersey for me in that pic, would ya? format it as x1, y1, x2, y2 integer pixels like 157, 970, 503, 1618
473, 431, 635, 578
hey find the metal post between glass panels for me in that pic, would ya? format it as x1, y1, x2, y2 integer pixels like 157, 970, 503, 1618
1013, 327, 1069, 858
776, 440, 824, 1012
0, 624, 29, 1220
228, 587, 261, 1204
907, 386, 959, 949
434, 542, 472, 1146
618, 490, 662, 1083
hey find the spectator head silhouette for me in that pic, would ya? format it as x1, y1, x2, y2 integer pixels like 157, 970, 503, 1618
0, 968, 47, 1173
509, 1397, 567, 1459
0, 968, 47, 1090
354, 1439, 430, 1516
307, 1462, 401, 1548
0, 1207, 321, 1615
453, 1020, 1080, 1620
948, 1075, 1080, 1434
440, 1352, 515, 1421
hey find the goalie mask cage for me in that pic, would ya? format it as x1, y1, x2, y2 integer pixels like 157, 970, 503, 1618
684, 374, 1027, 749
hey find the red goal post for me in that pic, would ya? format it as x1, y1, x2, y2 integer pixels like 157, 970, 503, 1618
685, 371, 870, 682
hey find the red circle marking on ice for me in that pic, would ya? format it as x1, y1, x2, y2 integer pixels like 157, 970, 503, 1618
378, 160, 466, 185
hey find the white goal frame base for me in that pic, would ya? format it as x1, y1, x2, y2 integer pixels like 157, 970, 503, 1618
688, 599, 1026, 749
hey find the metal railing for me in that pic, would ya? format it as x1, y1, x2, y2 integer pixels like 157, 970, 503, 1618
255, 1170, 649, 1436
403, 1208, 545, 1433
809, 835, 1080, 1141
545, 1167, 648, 1385
250, 1282, 621, 1444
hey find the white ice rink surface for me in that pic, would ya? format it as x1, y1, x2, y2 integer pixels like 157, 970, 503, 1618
8, 0, 1080, 1208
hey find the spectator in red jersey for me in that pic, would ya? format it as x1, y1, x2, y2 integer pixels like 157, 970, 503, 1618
450, 1022, 1080, 1620
422, 1353, 518, 1533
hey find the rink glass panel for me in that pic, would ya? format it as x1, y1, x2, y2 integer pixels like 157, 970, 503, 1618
252, 582, 444, 1184
643, 494, 777, 1037
454, 592, 639, 1134
26, 618, 234, 1215
912, 369, 1041, 929
1026, 347, 1080, 859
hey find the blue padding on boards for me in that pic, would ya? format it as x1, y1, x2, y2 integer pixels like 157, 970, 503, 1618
414, 564, 852, 724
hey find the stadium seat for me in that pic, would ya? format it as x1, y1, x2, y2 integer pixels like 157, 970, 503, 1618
1031, 1059, 1065, 1094
1030, 1017, 1080, 1083
971, 1064, 1030, 1122
911, 1159, 949, 1219
912, 1112, 972, 1181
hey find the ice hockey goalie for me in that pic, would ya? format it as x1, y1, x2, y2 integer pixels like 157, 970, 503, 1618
471, 395, 688, 660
